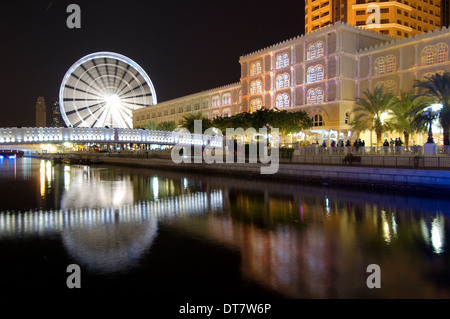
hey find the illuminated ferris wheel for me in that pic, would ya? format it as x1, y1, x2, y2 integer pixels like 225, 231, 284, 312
59, 52, 157, 128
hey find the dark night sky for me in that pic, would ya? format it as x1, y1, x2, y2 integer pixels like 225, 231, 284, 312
0, 0, 305, 127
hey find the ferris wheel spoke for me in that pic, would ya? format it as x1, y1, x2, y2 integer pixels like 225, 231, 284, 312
65, 101, 106, 116
64, 85, 103, 98
119, 82, 149, 98
120, 92, 153, 100
69, 73, 104, 96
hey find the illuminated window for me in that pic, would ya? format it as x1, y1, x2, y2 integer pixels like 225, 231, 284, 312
276, 73, 290, 89
436, 43, 449, 63
250, 80, 262, 94
276, 53, 290, 69
375, 55, 396, 75
307, 89, 316, 104
222, 93, 231, 105
212, 96, 220, 107
251, 99, 262, 112
375, 57, 386, 75
307, 41, 324, 60
376, 80, 396, 94
423, 46, 435, 65
386, 55, 396, 73
212, 110, 220, 118
250, 61, 262, 76
312, 114, 324, 127
307, 88, 324, 104
307, 67, 316, 83
422, 43, 448, 65
316, 88, 324, 103
222, 108, 231, 117
307, 65, 323, 83
276, 94, 290, 108
316, 65, 323, 81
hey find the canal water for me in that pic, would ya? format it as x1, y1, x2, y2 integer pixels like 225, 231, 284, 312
0, 157, 449, 302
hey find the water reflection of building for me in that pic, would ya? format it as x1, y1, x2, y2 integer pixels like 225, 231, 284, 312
162, 175, 449, 298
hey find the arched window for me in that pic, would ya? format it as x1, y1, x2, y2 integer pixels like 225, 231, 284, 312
386, 55, 396, 73
222, 108, 231, 117
307, 67, 316, 83
436, 43, 449, 64
375, 57, 386, 75
376, 80, 396, 95
307, 89, 316, 104
276, 94, 290, 109
312, 114, 324, 127
250, 80, 262, 95
276, 53, 290, 69
250, 61, 262, 76
422, 46, 436, 65
212, 96, 220, 107
307, 65, 323, 83
276, 73, 290, 89
307, 88, 324, 104
251, 99, 262, 112
307, 44, 317, 60
316, 65, 324, 81
316, 42, 324, 58
375, 55, 396, 75
222, 93, 231, 105
385, 80, 396, 94
307, 41, 324, 60
316, 88, 324, 103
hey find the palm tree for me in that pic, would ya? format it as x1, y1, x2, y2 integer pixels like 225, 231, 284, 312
388, 91, 432, 146
414, 72, 450, 143
180, 111, 211, 133
351, 86, 396, 147
137, 121, 157, 130
156, 121, 178, 131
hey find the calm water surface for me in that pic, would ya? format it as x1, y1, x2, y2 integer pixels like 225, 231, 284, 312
0, 157, 449, 301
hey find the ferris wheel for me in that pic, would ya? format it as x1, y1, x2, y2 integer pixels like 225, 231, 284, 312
59, 52, 157, 128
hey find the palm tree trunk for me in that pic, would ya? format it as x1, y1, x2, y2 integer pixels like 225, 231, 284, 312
403, 132, 409, 147
376, 131, 382, 147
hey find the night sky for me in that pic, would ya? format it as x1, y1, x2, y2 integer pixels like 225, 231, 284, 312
0, 0, 305, 127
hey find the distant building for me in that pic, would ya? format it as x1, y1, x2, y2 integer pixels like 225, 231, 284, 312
305, 0, 443, 38
35, 96, 46, 127
443, 0, 450, 28
50, 98, 64, 127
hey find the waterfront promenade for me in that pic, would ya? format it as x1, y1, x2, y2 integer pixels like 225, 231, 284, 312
32, 149, 450, 193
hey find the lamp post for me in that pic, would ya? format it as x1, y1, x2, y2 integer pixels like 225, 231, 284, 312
422, 108, 439, 144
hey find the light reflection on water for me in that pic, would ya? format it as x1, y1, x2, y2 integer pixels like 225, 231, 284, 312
0, 158, 449, 298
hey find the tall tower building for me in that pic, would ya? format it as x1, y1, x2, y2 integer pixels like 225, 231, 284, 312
305, 0, 443, 38
35, 96, 46, 127
50, 98, 64, 127
442, 0, 450, 28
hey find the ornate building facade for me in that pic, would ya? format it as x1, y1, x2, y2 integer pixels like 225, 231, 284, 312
133, 22, 450, 145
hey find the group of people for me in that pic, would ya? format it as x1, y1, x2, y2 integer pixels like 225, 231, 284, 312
321, 139, 365, 149
383, 138, 404, 147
